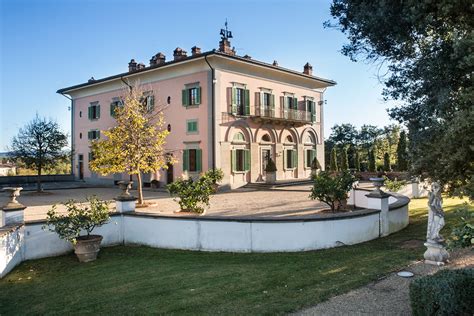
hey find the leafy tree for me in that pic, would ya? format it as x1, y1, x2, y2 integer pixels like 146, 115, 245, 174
327, 0, 473, 198
328, 123, 358, 147
397, 130, 409, 171
10, 115, 68, 192
90, 86, 170, 205
368, 149, 376, 172
383, 152, 391, 171
330, 147, 338, 171
340, 147, 349, 170
354, 151, 360, 171
310, 170, 356, 212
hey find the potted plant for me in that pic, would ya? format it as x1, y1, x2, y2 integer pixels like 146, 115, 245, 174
309, 170, 356, 212
310, 157, 321, 177
265, 158, 277, 184
204, 168, 224, 193
44, 196, 110, 262
166, 174, 213, 214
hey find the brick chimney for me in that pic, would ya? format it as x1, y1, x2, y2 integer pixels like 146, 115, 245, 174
173, 47, 187, 61
191, 46, 201, 56
150, 52, 166, 66
137, 63, 145, 70
128, 59, 137, 72
303, 62, 313, 76
272, 60, 279, 67
218, 38, 236, 56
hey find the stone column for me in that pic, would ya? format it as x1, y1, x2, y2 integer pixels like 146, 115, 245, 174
1, 187, 26, 227
275, 143, 284, 180
114, 181, 137, 213
250, 142, 259, 183
366, 178, 391, 236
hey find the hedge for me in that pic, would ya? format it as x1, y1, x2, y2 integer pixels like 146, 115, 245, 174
409, 268, 474, 315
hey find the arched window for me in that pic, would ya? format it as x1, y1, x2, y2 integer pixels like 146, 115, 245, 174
262, 134, 271, 142
305, 134, 315, 145
286, 135, 294, 143
233, 132, 245, 142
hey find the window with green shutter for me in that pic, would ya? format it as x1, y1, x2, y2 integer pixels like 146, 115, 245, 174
230, 87, 249, 116
88, 103, 100, 120
183, 148, 202, 172
285, 149, 297, 169
232, 149, 250, 172
88, 130, 100, 140
110, 99, 123, 118
182, 86, 201, 107
305, 149, 316, 168
186, 120, 198, 134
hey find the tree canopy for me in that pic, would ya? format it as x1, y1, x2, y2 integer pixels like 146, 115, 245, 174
10, 115, 69, 192
328, 0, 473, 198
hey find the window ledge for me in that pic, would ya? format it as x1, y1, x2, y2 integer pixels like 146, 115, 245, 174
185, 105, 200, 109
232, 171, 248, 174
284, 168, 297, 171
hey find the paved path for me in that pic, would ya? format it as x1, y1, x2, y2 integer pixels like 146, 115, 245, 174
295, 249, 474, 316
0, 185, 333, 221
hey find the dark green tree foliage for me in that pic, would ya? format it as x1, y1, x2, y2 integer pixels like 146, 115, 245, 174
330, 147, 338, 171
310, 171, 356, 212
328, 0, 474, 198
397, 130, 409, 171
11, 115, 68, 192
328, 123, 358, 147
340, 147, 349, 170
368, 149, 376, 172
354, 151, 360, 171
383, 152, 391, 171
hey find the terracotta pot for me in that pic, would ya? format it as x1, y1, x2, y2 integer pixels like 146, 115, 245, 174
74, 235, 103, 262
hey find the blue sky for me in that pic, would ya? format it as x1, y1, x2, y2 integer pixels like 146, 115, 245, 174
0, 0, 398, 151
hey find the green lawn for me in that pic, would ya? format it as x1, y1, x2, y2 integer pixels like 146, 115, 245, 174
0, 197, 471, 315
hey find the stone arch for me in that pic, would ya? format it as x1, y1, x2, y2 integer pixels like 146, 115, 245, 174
254, 124, 277, 143
300, 127, 320, 145
224, 120, 253, 143
278, 127, 299, 144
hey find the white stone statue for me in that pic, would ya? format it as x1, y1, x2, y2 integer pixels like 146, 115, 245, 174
426, 182, 445, 243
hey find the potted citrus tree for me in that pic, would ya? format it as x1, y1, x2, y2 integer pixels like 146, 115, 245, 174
204, 168, 224, 193
310, 170, 355, 212
265, 158, 277, 184
45, 196, 110, 262
166, 174, 214, 214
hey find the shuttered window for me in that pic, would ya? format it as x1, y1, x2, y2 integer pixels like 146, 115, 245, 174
88, 103, 100, 120
182, 87, 201, 106
231, 149, 250, 172
305, 149, 316, 168
87, 130, 100, 140
110, 99, 123, 118
285, 149, 297, 169
186, 120, 198, 134
230, 87, 250, 115
182, 149, 202, 172
140, 94, 155, 112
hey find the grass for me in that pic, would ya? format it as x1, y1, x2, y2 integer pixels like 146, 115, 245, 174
0, 197, 471, 315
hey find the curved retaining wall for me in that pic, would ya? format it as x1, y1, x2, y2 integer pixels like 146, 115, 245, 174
1, 194, 410, 278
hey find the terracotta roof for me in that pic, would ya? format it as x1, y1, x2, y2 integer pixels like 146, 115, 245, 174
57, 50, 336, 94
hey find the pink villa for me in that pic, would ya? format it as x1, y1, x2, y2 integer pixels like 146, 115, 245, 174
57, 30, 336, 189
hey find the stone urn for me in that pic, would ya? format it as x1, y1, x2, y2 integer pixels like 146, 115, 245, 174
117, 181, 133, 198
369, 177, 385, 193
2, 187, 24, 209
73, 235, 103, 263
266, 172, 277, 184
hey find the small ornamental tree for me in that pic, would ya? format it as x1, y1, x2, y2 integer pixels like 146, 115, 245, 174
340, 147, 349, 170
10, 115, 69, 192
330, 147, 338, 171
397, 130, 409, 171
265, 158, 277, 172
368, 149, 376, 172
90, 85, 170, 205
167, 174, 215, 214
310, 170, 355, 212
383, 152, 391, 171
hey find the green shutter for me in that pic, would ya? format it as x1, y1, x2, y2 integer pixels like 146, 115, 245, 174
292, 150, 297, 168
87, 131, 92, 140
149, 95, 155, 111
270, 94, 275, 108
231, 87, 237, 115
97, 130, 101, 139
182, 89, 188, 106
293, 98, 298, 110
244, 89, 250, 115
88, 106, 92, 120
231, 150, 236, 172
196, 149, 202, 172
96, 104, 100, 118
196, 87, 201, 105
183, 149, 189, 172
244, 149, 250, 171
110, 103, 115, 117
304, 149, 307, 168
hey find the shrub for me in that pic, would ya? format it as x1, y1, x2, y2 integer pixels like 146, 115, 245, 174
204, 168, 224, 183
383, 176, 407, 192
310, 170, 356, 212
265, 158, 277, 172
409, 268, 474, 316
447, 203, 474, 249
166, 175, 213, 213
45, 196, 110, 244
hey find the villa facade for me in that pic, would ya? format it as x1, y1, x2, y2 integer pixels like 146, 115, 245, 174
58, 34, 335, 189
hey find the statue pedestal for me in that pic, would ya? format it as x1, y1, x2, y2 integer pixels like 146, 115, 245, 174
424, 241, 449, 266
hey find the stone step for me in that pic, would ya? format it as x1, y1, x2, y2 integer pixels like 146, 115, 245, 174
244, 178, 313, 190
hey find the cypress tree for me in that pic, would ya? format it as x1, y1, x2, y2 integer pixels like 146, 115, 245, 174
354, 151, 360, 171
383, 152, 391, 171
340, 147, 349, 170
330, 147, 338, 171
397, 130, 408, 171
368, 149, 376, 172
